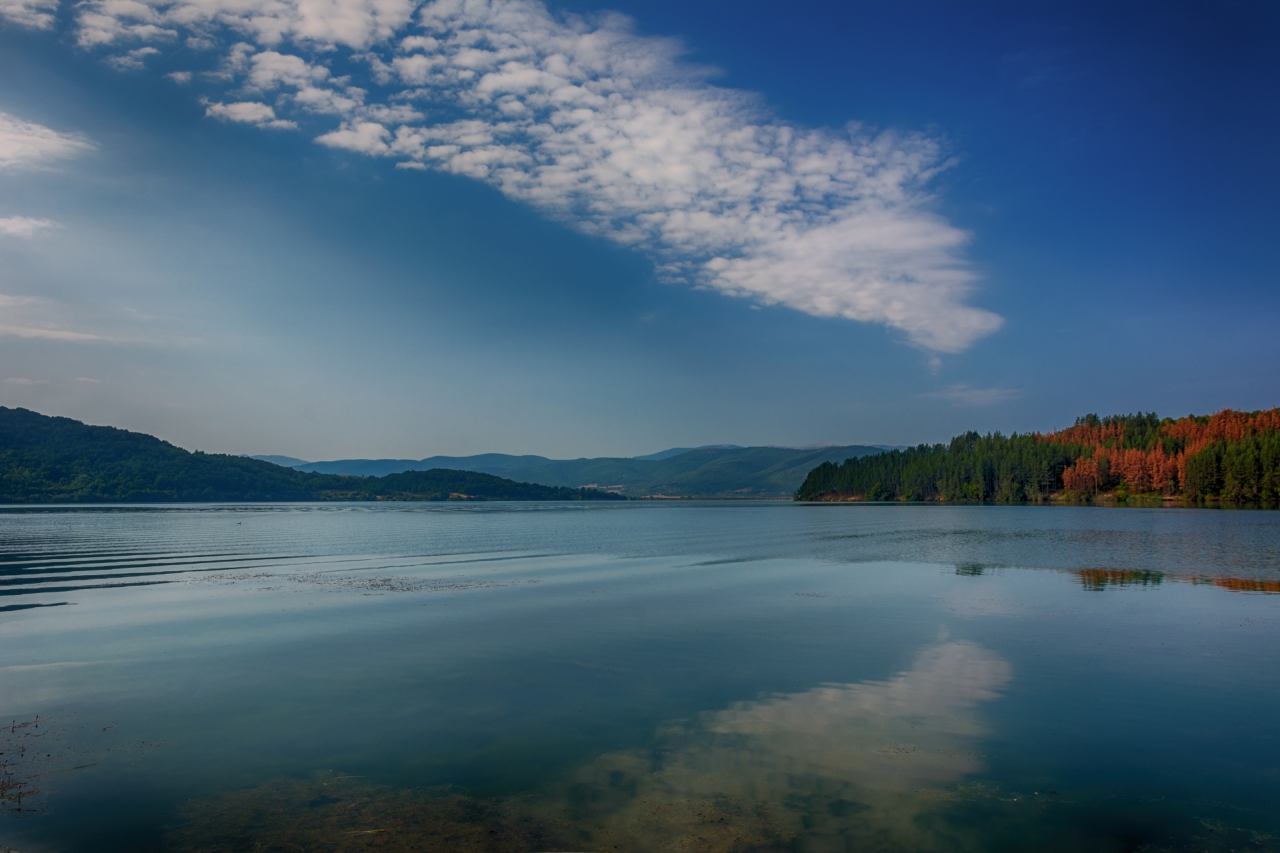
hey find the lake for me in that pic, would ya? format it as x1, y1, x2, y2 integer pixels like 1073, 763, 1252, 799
2, 502, 1279, 852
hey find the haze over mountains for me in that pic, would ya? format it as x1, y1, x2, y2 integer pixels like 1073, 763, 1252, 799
0, 408, 623, 503
0, 405, 891, 502
252, 445, 894, 499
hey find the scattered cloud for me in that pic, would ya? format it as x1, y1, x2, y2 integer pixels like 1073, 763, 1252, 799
75, 376, 103, 383
106, 46, 161, 70
3, 377, 47, 385
921, 384, 1021, 406
0, 0, 58, 29
0, 111, 96, 170
316, 120, 389, 154
0, 216, 59, 237
75, 0, 415, 49
73, 0, 1004, 351
167, 70, 193, 84
247, 50, 331, 89
202, 100, 297, 130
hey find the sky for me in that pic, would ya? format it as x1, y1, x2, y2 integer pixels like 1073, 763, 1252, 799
0, 0, 1277, 460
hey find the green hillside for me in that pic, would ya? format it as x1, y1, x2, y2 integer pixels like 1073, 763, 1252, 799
276, 445, 887, 497
352, 469, 621, 502
0, 408, 622, 503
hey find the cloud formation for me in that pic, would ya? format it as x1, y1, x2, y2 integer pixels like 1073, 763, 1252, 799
70, 0, 1002, 351
0, 216, 59, 237
0, 0, 57, 29
203, 99, 298, 129
0, 110, 95, 170
106, 46, 162, 70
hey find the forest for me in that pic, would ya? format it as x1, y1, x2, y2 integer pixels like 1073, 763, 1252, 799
0, 407, 624, 503
795, 409, 1280, 505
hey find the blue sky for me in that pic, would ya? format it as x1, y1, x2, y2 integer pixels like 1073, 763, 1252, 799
0, 0, 1276, 459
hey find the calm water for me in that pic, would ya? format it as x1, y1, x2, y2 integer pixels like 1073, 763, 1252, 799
2, 502, 1279, 853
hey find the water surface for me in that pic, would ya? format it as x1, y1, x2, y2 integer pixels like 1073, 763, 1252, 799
2, 502, 1278, 852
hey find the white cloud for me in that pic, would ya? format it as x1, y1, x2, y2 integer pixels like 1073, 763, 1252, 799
75, 0, 1004, 351
248, 50, 330, 89
203, 100, 297, 129
106, 46, 160, 70
3, 377, 47, 385
0, 216, 59, 237
921, 383, 1021, 406
75, 0, 416, 49
0, 0, 57, 29
167, 70, 193, 83
0, 111, 95, 170
316, 120, 389, 154
293, 85, 365, 115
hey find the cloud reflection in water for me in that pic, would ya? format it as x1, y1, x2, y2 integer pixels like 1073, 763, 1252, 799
168, 641, 1014, 852
542, 640, 1013, 851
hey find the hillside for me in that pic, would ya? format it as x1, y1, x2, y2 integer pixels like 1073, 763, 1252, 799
289, 453, 554, 478
266, 445, 886, 498
0, 408, 622, 503
796, 409, 1280, 505
509, 445, 884, 498
351, 470, 620, 502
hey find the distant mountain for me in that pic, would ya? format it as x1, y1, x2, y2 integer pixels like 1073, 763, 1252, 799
631, 445, 744, 462
266, 444, 886, 498
251, 454, 310, 467
0, 408, 622, 503
510, 445, 885, 498
347, 470, 623, 502
292, 453, 553, 478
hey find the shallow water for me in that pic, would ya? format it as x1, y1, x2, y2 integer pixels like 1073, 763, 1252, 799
1, 502, 1279, 852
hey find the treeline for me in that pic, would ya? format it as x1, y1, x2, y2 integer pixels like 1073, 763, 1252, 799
345, 469, 624, 502
795, 409, 1280, 505
0, 408, 624, 503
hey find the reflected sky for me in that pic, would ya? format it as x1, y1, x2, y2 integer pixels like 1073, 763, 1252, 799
2, 504, 1280, 852
529, 641, 1013, 852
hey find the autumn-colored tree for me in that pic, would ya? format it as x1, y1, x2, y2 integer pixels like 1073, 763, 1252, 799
1047, 409, 1279, 499
798, 408, 1279, 504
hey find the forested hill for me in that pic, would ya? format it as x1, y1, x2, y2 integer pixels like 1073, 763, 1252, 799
795, 409, 1280, 505
0, 408, 623, 503
267, 445, 887, 498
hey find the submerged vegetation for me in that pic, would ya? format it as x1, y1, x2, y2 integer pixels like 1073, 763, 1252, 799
796, 409, 1280, 505
166, 656, 1272, 853
0, 408, 623, 503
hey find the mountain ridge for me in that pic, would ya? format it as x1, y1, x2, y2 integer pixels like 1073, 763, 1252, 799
0, 408, 623, 503
257, 444, 887, 498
